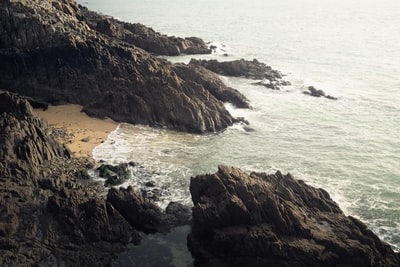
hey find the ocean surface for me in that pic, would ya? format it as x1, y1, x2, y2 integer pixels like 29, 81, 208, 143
78, 0, 400, 253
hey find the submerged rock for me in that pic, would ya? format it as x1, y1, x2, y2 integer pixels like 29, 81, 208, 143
252, 79, 292, 90
97, 163, 130, 187
188, 165, 400, 266
303, 86, 338, 100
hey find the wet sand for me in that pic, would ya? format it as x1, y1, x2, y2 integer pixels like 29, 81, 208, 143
35, 104, 118, 158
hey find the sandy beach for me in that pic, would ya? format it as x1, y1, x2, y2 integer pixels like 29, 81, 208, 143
35, 104, 118, 158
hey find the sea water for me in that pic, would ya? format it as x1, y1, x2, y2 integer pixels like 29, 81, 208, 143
78, 0, 400, 252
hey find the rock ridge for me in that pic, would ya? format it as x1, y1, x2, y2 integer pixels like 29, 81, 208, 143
188, 165, 400, 266
0, 0, 248, 133
190, 58, 291, 90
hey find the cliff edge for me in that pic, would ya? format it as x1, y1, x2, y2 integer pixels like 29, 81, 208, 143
0, 0, 249, 133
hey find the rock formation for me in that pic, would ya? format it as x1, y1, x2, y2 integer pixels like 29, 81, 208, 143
188, 165, 400, 266
0, 91, 69, 180
81, 8, 211, 56
0, 0, 248, 133
97, 162, 131, 187
190, 58, 291, 90
0, 91, 191, 266
172, 63, 250, 108
304, 86, 338, 100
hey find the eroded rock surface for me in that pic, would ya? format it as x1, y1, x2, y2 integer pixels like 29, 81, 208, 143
172, 63, 250, 108
0, 0, 247, 133
188, 165, 400, 267
0, 91, 190, 266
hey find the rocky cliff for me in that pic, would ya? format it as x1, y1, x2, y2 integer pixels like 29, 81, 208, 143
188, 166, 400, 266
0, 91, 191, 266
0, 0, 248, 133
0, 91, 69, 181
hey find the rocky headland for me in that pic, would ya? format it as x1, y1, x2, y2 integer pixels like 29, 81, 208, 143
0, 0, 250, 133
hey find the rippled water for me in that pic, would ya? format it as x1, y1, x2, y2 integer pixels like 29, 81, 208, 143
80, 0, 400, 251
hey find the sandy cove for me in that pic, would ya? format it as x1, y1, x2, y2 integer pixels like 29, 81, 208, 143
35, 104, 118, 158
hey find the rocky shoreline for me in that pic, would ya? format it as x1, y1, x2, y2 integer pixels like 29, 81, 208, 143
0, 0, 399, 266
0, 91, 192, 266
0, 0, 249, 133
1, 92, 398, 266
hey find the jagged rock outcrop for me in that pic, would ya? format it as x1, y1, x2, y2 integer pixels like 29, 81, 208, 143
172, 63, 250, 108
0, 0, 247, 133
188, 165, 400, 267
0, 91, 191, 266
81, 9, 211, 56
0, 91, 69, 182
190, 58, 291, 90
107, 186, 165, 233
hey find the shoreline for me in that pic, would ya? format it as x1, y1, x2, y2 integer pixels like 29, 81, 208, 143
35, 104, 118, 158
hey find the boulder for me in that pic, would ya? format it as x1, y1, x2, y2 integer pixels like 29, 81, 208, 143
164, 202, 192, 226
107, 186, 166, 233
96, 163, 130, 187
188, 165, 400, 266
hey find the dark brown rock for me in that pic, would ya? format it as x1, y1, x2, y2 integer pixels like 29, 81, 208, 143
190, 58, 291, 90
0, 0, 243, 134
107, 186, 166, 233
189, 58, 281, 80
89, 15, 211, 56
188, 165, 400, 267
96, 163, 130, 187
0, 91, 192, 266
165, 202, 192, 226
172, 63, 250, 108
0, 91, 69, 180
